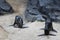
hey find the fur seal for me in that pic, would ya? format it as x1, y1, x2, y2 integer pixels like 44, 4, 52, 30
10, 16, 23, 28
39, 16, 57, 36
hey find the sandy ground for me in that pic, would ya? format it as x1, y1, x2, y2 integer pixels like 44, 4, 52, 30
0, 0, 60, 40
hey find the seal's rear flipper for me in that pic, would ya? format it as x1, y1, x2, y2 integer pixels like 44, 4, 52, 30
49, 34, 56, 36
38, 34, 56, 36
52, 29, 57, 33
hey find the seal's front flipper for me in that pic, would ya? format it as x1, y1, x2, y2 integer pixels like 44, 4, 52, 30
40, 28, 45, 30
38, 34, 45, 36
9, 24, 15, 26
52, 29, 57, 33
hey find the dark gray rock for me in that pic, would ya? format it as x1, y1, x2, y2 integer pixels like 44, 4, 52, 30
25, 7, 44, 22
0, 0, 14, 15
25, 0, 44, 22
25, 0, 60, 22
39, 0, 60, 22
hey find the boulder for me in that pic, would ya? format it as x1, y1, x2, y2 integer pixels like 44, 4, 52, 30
0, 0, 14, 15
39, 0, 60, 22
25, 0, 44, 22
25, 0, 60, 22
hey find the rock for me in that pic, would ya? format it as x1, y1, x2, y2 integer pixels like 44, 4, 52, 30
0, 0, 14, 15
25, 0, 60, 22
25, 0, 44, 22
38, 0, 60, 22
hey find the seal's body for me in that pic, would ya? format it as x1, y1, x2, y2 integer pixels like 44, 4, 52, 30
39, 16, 57, 36
12, 16, 23, 28
45, 17, 57, 32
